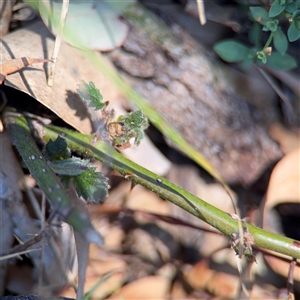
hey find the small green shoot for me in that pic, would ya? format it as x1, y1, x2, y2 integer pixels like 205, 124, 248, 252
108, 110, 149, 149
44, 81, 149, 202
44, 135, 70, 160
78, 81, 108, 110
78, 80, 149, 149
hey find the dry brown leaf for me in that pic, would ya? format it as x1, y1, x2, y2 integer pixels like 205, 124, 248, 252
184, 260, 213, 290
1, 21, 171, 174
185, 259, 284, 299
264, 147, 300, 210
170, 279, 188, 299
269, 123, 300, 154
185, 260, 239, 298
0, 57, 51, 84
263, 147, 300, 282
206, 271, 239, 298
264, 254, 300, 283
1, 21, 123, 134
101, 224, 125, 251
108, 275, 170, 299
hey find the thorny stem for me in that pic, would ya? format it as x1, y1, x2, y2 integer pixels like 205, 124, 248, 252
39, 122, 300, 260
3, 111, 300, 260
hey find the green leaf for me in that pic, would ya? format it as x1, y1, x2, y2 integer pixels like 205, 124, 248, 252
266, 52, 298, 70
297, 18, 300, 30
213, 40, 250, 62
285, 1, 297, 13
292, 9, 300, 19
257, 51, 267, 63
77, 81, 107, 111
122, 110, 149, 146
62, 169, 109, 204
249, 6, 270, 24
266, 20, 279, 31
288, 20, 300, 41
44, 136, 70, 160
108, 110, 149, 148
273, 29, 288, 54
269, 0, 286, 17
48, 157, 90, 176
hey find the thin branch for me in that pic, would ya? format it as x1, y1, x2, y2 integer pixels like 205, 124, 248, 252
40, 121, 300, 260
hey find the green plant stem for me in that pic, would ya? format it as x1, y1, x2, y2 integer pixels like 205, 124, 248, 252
3, 109, 102, 245
263, 31, 274, 49
42, 122, 300, 260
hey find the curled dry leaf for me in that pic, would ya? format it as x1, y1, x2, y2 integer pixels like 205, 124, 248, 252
263, 147, 300, 282
264, 147, 300, 211
0, 21, 120, 134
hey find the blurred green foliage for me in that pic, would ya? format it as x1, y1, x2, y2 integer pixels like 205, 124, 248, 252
214, 0, 300, 70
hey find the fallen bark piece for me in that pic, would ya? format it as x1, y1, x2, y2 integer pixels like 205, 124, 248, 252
107, 4, 282, 184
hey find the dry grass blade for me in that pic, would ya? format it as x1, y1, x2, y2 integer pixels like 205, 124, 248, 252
0, 249, 41, 261
197, 0, 206, 25
287, 259, 296, 300
47, 0, 69, 86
